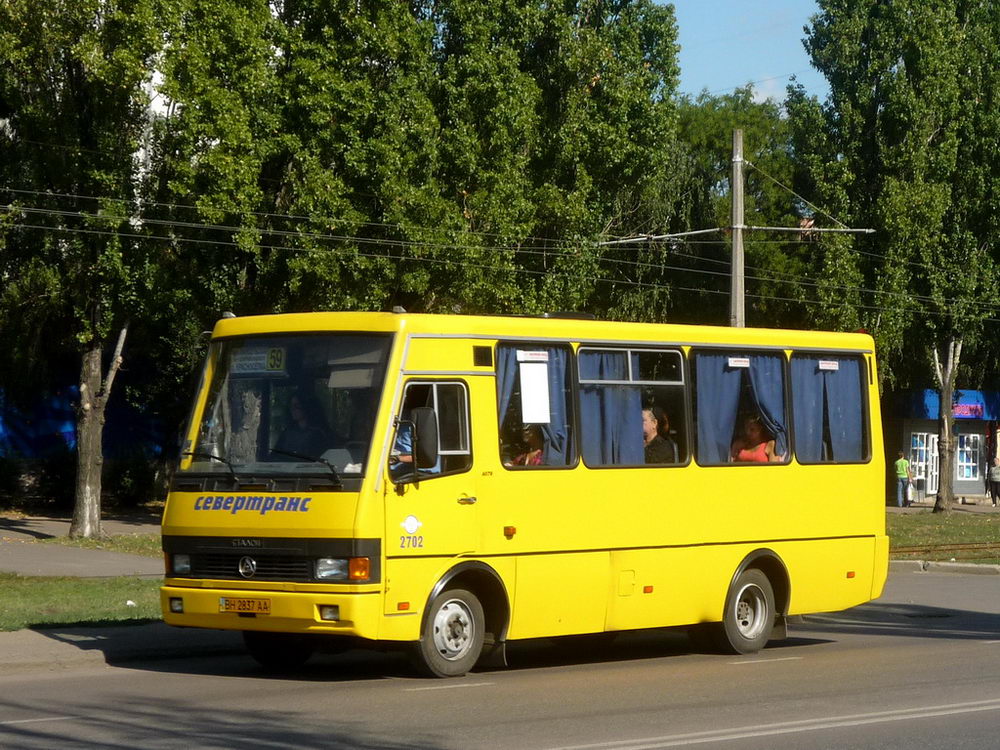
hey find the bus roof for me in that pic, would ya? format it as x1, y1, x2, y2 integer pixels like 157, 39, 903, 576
210, 311, 875, 352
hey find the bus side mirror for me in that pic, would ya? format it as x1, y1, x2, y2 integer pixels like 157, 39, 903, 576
411, 407, 439, 470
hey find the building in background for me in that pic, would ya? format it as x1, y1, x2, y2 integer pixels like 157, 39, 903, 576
885, 390, 1000, 503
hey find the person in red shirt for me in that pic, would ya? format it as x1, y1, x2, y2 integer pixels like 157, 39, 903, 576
731, 416, 781, 463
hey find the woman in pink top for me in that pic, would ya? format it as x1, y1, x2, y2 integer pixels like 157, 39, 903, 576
510, 424, 545, 466
731, 416, 781, 463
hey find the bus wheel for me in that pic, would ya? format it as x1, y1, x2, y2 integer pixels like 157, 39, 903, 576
719, 569, 775, 655
243, 631, 315, 671
414, 588, 485, 678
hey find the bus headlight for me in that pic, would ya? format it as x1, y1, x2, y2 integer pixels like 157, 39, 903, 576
316, 558, 349, 580
172, 554, 191, 575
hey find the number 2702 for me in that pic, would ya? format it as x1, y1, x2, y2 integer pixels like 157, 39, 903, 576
399, 535, 424, 549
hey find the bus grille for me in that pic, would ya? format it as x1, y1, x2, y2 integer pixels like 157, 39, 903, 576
192, 553, 313, 582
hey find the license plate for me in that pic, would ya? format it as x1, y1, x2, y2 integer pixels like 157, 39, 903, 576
219, 597, 271, 615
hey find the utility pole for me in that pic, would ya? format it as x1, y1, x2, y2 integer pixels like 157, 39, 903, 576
730, 129, 745, 328
597, 129, 874, 329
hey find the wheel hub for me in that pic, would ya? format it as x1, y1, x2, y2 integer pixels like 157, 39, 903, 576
433, 599, 474, 660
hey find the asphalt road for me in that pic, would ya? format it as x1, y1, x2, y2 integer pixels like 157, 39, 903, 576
2, 570, 999, 750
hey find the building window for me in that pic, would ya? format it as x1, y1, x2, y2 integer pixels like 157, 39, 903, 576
956, 433, 982, 480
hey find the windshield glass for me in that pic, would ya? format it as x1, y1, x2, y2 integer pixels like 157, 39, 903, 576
180, 333, 391, 479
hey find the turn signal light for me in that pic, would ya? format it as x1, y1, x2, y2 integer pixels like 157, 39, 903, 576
846, 571, 856, 579
349, 557, 370, 581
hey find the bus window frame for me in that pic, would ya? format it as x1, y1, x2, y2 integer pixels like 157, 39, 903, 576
495, 341, 580, 471
392, 379, 474, 482
576, 345, 692, 470
690, 346, 792, 468
789, 350, 872, 466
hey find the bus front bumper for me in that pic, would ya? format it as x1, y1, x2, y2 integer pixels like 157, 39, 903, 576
160, 584, 383, 640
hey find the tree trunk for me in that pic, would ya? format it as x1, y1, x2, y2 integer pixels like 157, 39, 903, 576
932, 339, 962, 514
69, 325, 128, 538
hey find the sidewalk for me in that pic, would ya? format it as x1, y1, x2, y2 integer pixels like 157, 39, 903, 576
0, 512, 243, 674
0, 513, 163, 577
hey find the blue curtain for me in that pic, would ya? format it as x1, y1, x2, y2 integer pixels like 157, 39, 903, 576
791, 358, 825, 462
748, 355, 788, 458
496, 345, 571, 466
791, 356, 864, 462
542, 348, 571, 465
695, 354, 743, 464
824, 357, 864, 461
579, 351, 644, 466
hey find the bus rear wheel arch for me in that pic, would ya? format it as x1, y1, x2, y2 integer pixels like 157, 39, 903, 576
688, 552, 788, 655
718, 568, 776, 654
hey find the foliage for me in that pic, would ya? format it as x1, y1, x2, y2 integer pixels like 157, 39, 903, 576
676, 87, 811, 327
792, 0, 1000, 390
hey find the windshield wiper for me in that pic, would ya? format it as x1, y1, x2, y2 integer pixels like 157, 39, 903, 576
269, 448, 343, 488
182, 451, 241, 485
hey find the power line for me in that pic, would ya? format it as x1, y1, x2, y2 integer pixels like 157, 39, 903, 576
5, 216, 1000, 324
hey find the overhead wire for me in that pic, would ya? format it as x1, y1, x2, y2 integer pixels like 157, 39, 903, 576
4, 212, 999, 324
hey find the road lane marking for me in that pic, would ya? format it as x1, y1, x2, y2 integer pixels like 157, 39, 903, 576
404, 681, 494, 692
729, 656, 803, 665
1, 716, 75, 727
543, 698, 1000, 749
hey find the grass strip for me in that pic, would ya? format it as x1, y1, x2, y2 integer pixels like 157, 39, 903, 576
888, 510, 1000, 564
0, 573, 161, 632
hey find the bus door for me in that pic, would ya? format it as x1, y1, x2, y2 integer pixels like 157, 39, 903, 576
384, 379, 479, 564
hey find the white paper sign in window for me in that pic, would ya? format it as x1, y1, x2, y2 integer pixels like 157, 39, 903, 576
519, 362, 551, 423
517, 350, 550, 363
818, 360, 840, 371
727, 357, 750, 369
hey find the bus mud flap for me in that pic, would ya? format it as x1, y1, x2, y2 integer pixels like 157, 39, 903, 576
478, 637, 508, 669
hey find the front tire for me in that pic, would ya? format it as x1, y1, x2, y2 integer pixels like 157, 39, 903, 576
243, 631, 315, 671
718, 568, 775, 655
413, 588, 485, 677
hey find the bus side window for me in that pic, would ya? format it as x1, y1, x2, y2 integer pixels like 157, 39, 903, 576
496, 344, 575, 468
577, 347, 687, 467
390, 381, 472, 479
790, 355, 867, 463
692, 351, 788, 465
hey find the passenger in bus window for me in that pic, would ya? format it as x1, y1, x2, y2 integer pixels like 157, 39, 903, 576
275, 392, 331, 458
507, 424, 545, 466
642, 406, 678, 464
730, 415, 781, 463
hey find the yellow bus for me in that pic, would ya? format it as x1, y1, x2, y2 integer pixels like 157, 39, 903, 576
161, 311, 888, 677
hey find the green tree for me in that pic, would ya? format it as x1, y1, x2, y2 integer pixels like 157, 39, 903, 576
794, 0, 1000, 511
150, 0, 688, 321
0, 0, 163, 535
677, 87, 815, 328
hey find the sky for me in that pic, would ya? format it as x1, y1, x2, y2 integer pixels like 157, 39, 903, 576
673, 0, 829, 102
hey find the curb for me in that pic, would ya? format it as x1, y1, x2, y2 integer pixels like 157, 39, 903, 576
890, 560, 1000, 575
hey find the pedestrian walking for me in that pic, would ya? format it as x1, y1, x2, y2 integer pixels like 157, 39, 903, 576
894, 451, 912, 508
988, 456, 1000, 508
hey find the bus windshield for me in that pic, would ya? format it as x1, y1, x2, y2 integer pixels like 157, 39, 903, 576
180, 333, 391, 481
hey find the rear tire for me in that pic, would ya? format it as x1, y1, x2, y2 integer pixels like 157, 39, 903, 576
413, 588, 485, 678
718, 568, 775, 655
243, 631, 315, 671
